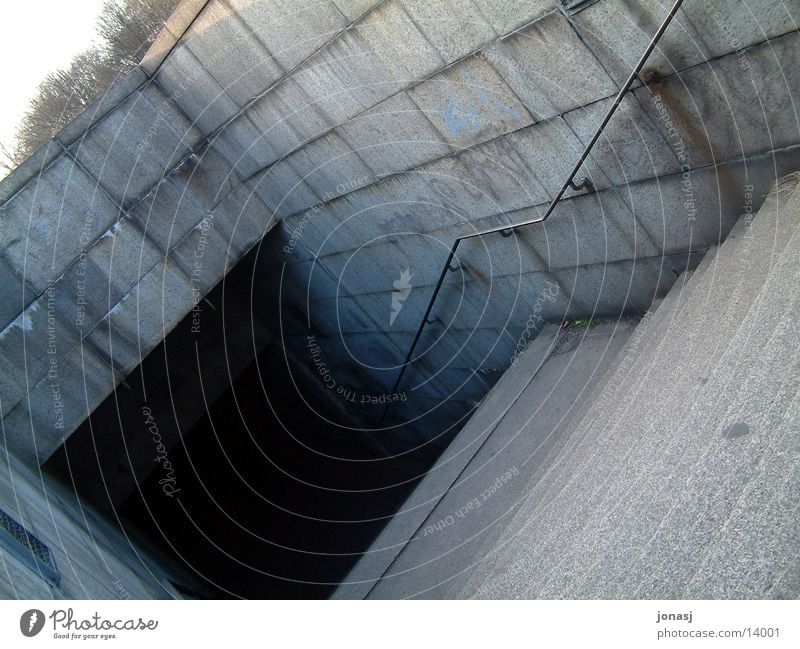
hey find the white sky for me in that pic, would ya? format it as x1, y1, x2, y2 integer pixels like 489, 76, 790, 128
0, 0, 106, 171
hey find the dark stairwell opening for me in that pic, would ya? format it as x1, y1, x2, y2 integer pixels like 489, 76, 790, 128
44, 228, 431, 598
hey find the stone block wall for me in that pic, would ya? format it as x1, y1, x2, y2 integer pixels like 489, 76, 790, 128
0, 56, 278, 463
158, 0, 797, 448
2, 0, 799, 461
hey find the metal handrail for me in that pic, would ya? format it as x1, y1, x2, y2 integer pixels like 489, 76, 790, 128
380, 0, 685, 424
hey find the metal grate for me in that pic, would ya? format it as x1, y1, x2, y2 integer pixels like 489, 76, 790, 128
0, 509, 60, 586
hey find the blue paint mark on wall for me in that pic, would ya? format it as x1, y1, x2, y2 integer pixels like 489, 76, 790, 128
442, 68, 524, 137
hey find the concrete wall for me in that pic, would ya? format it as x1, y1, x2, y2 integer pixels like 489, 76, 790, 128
159, 0, 797, 450
2, 0, 799, 463
0, 445, 192, 598
0, 43, 278, 463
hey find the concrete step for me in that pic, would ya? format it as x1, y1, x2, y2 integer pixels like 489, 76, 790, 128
450, 257, 726, 597
486, 175, 800, 551
466, 173, 800, 598
331, 324, 563, 599
366, 321, 635, 598
449, 275, 697, 597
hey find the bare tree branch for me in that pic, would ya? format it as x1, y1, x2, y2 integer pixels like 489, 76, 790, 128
11, 0, 180, 165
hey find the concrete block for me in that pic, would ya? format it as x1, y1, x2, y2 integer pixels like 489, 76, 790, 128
433, 273, 551, 332
554, 252, 701, 319
568, 0, 709, 86
455, 220, 548, 281
209, 116, 266, 178
287, 54, 372, 127
87, 258, 196, 376
288, 1, 444, 126
470, 0, 552, 34
247, 80, 333, 165
286, 131, 375, 201
408, 54, 533, 149
338, 92, 452, 177
81, 217, 164, 315
0, 259, 35, 331
140, 21, 181, 76
271, 259, 342, 302
308, 291, 384, 335
353, 1, 445, 90
249, 160, 321, 219
0, 156, 121, 293
619, 161, 762, 255
174, 143, 242, 206
2, 342, 116, 463
0, 288, 83, 408
255, 221, 316, 267
211, 183, 278, 257
339, 172, 469, 239
281, 203, 340, 257
0, 313, 70, 421
0, 351, 23, 418
421, 211, 518, 253
506, 271, 573, 331
130, 176, 206, 253
170, 213, 233, 295
514, 188, 660, 270
684, 0, 800, 59
216, 80, 332, 179
414, 325, 516, 372
341, 330, 409, 369
184, 0, 284, 106
230, 0, 348, 71
131, 145, 239, 252
321, 25, 407, 111
506, 116, 612, 200
318, 235, 451, 297
0, 141, 63, 207
70, 89, 192, 208
332, 0, 379, 22
564, 94, 681, 186
53, 249, 142, 339
635, 32, 800, 169
163, 0, 209, 39
140, 0, 208, 74
485, 12, 616, 121
144, 82, 205, 151
401, 0, 496, 64
422, 135, 548, 218
156, 43, 240, 135
414, 364, 493, 404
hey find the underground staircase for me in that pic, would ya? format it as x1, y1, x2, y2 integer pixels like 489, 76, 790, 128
334, 171, 800, 599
